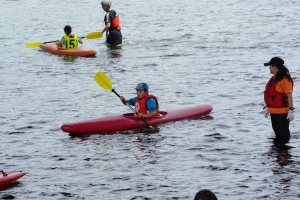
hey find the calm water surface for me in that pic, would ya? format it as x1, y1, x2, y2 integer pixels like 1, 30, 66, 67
1, 0, 299, 199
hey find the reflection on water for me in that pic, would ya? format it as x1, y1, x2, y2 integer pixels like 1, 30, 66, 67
108, 45, 122, 50
190, 115, 214, 121
0, 182, 22, 192
136, 135, 153, 151
271, 142, 294, 167
268, 141, 300, 196
106, 48, 123, 59
62, 55, 78, 63
69, 126, 160, 138
134, 132, 165, 162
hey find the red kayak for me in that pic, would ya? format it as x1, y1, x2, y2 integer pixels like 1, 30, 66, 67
40, 43, 97, 57
61, 104, 213, 135
0, 170, 26, 187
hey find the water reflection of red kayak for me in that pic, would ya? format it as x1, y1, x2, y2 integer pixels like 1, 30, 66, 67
40, 43, 97, 57
61, 104, 213, 135
0, 171, 26, 187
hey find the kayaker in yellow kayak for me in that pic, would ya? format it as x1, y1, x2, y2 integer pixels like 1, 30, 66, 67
56, 25, 83, 49
120, 83, 159, 118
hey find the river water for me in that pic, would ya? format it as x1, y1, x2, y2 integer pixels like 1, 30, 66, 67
1, 0, 299, 199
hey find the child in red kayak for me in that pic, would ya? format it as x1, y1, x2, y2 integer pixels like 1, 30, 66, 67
56, 25, 83, 49
120, 83, 159, 118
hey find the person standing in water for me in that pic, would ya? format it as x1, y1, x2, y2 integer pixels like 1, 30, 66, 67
263, 57, 294, 144
56, 25, 83, 49
101, 0, 122, 46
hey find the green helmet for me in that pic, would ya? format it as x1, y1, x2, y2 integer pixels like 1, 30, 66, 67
101, 0, 111, 7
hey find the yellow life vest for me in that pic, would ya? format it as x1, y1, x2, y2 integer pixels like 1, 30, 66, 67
62, 34, 79, 49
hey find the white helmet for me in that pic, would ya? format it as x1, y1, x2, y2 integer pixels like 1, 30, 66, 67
101, 0, 111, 7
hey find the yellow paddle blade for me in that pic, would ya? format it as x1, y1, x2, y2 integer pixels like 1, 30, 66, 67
25, 41, 44, 48
94, 71, 113, 90
84, 32, 102, 40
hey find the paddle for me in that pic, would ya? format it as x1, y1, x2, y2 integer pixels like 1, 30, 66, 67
94, 71, 155, 130
0, 170, 7, 177
25, 31, 103, 48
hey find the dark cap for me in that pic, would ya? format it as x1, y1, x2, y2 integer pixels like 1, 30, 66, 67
64, 25, 72, 32
264, 57, 284, 67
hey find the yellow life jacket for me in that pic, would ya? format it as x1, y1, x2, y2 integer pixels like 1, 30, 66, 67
62, 34, 79, 49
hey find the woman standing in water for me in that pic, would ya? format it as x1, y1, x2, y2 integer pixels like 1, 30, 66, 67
263, 57, 294, 144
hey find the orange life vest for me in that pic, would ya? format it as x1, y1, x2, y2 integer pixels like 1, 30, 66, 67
264, 77, 293, 108
112, 16, 121, 31
109, 10, 121, 31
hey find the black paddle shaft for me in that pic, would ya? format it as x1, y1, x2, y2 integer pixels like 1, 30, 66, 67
1, 170, 8, 177
112, 89, 121, 98
44, 41, 56, 44
112, 89, 135, 111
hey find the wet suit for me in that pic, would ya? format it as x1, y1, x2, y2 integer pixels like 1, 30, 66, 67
104, 10, 122, 46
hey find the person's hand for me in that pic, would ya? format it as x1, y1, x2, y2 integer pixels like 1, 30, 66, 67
56, 40, 62, 48
120, 96, 126, 105
137, 113, 144, 118
264, 107, 269, 118
287, 110, 294, 121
